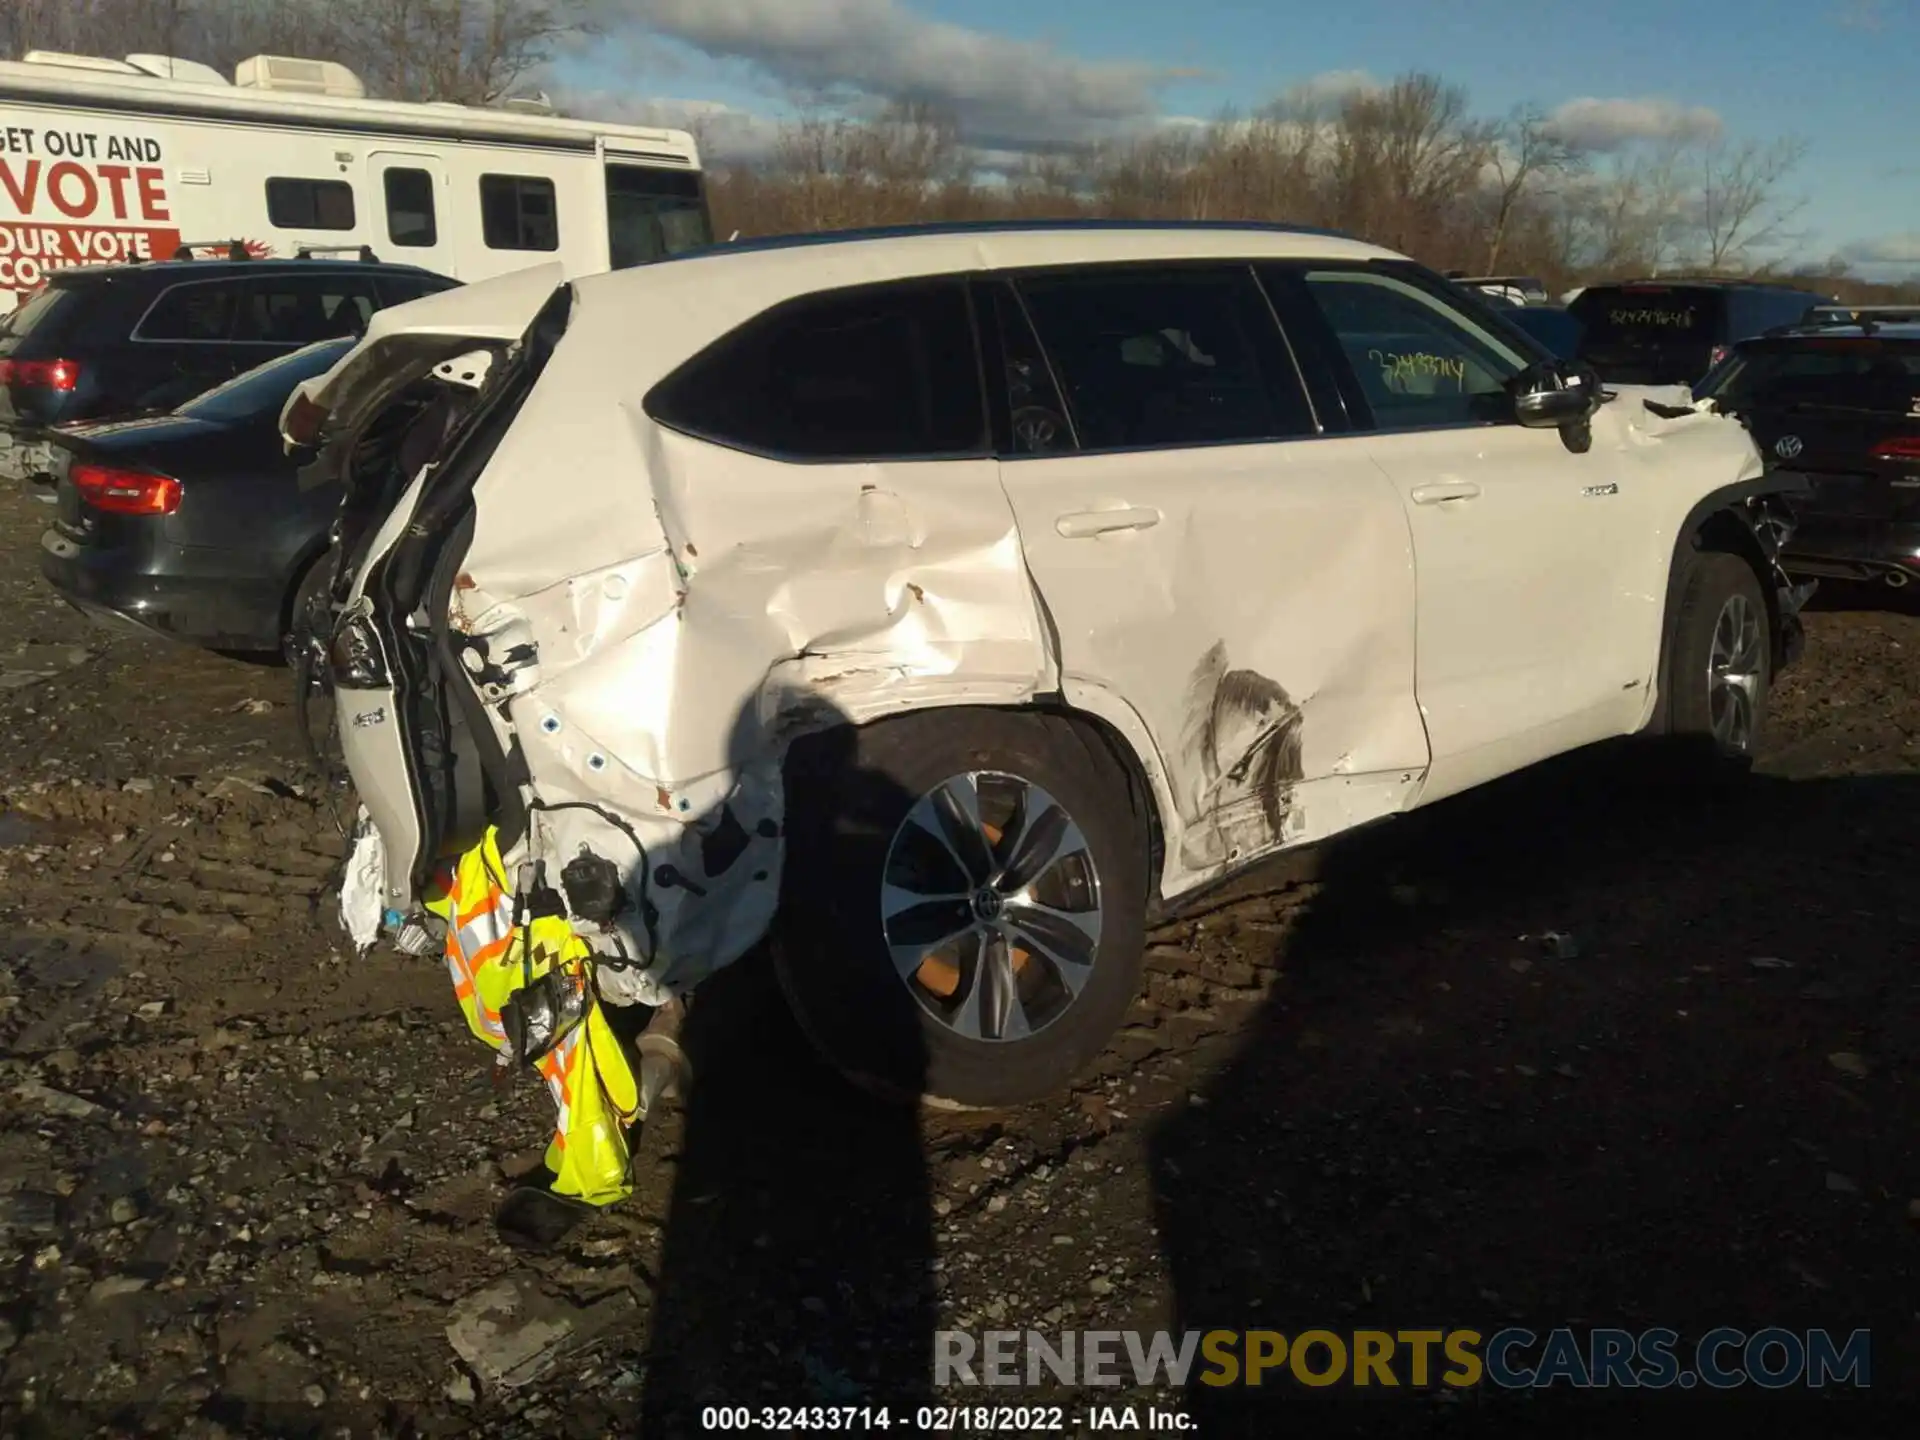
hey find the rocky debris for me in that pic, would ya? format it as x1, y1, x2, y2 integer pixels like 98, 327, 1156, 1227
446, 1277, 638, 1391
14, 1080, 104, 1119
3, 474, 1920, 1428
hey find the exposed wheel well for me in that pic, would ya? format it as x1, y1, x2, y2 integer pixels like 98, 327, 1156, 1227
786, 700, 1171, 909
1652, 502, 1784, 736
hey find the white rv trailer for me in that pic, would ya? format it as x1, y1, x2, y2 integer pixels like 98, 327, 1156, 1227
0, 50, 709, 313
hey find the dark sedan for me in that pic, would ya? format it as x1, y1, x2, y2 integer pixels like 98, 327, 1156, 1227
38, 337, 353, 655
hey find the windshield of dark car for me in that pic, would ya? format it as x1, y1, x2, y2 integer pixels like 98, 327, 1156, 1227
176, 339, 356, 424
1697, 339, 1920, 413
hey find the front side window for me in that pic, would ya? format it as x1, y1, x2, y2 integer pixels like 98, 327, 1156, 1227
1301, 269, 1529, 428
266, 178, 356, 231
605, 164, 711, 268
1014, 266, 1314, 451
383, 168, 437, 248
136, 282, 239, 342
233, 277, 380, 344
646, 280, 986, 460
480, 175, 559, 252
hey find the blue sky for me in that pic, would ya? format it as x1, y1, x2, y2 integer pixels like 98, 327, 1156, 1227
554, 0, 1919, 276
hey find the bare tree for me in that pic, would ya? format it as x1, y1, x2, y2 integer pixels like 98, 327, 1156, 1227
1688, 135, 1809, 271
328, 0, 592, 104
1324, 75, 1496, 257
1, 0, 588, 102
1482, 105, 1582, 272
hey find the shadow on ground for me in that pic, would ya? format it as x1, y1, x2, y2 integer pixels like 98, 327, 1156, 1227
636, 714, 938, 1437
1151, 743, 1920, 1436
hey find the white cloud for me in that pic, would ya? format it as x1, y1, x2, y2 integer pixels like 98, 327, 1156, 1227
1543, 97, 1724, 152
597, 0, 1190, 150
1841, 232, 1920, 266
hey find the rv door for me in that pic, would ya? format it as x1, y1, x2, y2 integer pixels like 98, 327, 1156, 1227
368, 153, 453, 280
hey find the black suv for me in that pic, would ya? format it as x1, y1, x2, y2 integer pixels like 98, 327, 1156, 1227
0, 251, 456, 485
1693, 317, 1920, 586
1568, 278, 1829, 386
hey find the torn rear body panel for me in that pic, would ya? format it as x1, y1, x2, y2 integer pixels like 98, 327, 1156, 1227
306, 269, 1056, 1008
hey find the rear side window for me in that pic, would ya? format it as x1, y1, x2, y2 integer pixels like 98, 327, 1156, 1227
1568, 286, 1726, 342
646, 280, 986, 460
383, 168, 437, 248
135, 282, 239, 342
266, 178, 357, 231
480, 175, 558, 251
1015, 266, 1314, 450
233, 276, 380, 344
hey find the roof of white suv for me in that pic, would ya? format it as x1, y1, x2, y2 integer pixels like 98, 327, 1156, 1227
563, 221, 1405, 376
589, 218, 1400, 296
300, 221, 1411, 441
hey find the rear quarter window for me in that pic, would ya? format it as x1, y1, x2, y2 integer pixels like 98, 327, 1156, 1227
0, 286, 76, 343
645, 279, 987, 459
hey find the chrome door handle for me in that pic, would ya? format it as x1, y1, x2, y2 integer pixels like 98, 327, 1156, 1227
1409, 481, 1482, 505
1055, 506, 1162, 538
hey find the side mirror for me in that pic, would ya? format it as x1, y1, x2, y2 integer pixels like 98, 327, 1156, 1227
1510, 359, 1603, 429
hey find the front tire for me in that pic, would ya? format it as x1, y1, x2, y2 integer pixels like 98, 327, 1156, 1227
773, 707, 1149, 1110
1664, 550, 1771, 771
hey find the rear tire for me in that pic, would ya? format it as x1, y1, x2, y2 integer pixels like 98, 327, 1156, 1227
773, 707, 1149, 1110
1662, 550, 1771, 775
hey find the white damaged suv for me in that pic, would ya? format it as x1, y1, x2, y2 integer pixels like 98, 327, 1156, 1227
286, 222, 1807, 1110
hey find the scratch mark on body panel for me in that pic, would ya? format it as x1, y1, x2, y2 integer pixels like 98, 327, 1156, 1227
1177, 640, 1305, 869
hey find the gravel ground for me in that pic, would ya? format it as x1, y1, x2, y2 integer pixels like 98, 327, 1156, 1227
2, 473, 1918, 1438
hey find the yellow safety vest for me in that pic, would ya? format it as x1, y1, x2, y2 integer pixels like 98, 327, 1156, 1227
422, 827, 640, 1207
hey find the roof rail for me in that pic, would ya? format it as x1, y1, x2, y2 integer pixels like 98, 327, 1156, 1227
1799, 303, 1920, 333
171, 239, 252, 260
295, 244, 381, 263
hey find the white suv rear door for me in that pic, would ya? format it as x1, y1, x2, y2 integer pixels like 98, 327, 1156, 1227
987, 266, 1432, 893
1268, 263, 1655, 802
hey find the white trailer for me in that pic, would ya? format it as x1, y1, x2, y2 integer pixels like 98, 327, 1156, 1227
0, 50, 709, 312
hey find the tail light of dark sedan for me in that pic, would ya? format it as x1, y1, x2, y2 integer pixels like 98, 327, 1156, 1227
1872, 437, 1920, 466
0, 357, 81, 391
70, 463, 181, 515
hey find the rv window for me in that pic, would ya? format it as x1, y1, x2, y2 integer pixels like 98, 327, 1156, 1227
266, 178, 357, 231
606, 164, 711, 268
233, 276, 380, 344
135, 283, 240, 343
480, 175, 559, 252
384, 168, 437, 248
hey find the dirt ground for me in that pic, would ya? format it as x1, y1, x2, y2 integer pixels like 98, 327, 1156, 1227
2, 472, 1918, 1439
